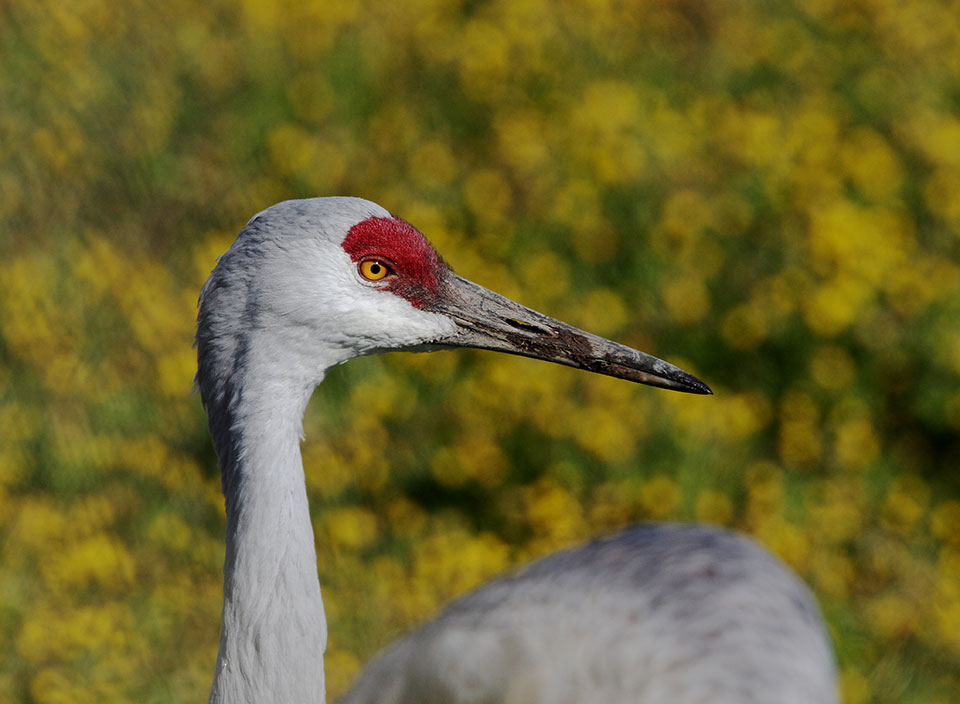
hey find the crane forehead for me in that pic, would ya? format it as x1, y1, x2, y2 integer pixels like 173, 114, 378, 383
341, 216, 447, 309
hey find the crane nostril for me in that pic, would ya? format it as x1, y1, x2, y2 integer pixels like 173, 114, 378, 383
504, 318, 551, 335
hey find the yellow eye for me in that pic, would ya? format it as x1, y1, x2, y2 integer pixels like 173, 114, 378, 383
359, 259, 390, 281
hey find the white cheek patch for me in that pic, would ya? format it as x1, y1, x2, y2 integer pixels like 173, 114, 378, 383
284, 238, 457, 354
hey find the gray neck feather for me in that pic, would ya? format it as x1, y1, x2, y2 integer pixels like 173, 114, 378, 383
197, 234, 329, 703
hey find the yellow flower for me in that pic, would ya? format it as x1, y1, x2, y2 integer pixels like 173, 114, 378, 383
457, 19, 510, 100
9, 499, 67, 554
322, 506, 379, 551
802, 275, 872, 337
718, 108, 785, 170
523, 477, 586, 545
409, 139, 458, 190
694, 489, 733, 526
431, 424, 508, 489
924, 166, 960, 222
743, 461, 785, 526
0, 170, 23, 220
931, 501, 960, 546
572, 80, 641, 140
156, 346, 198, 398
31, 667, 96, 704
304, 443, 355, 498
885, 260, 940, 317
146, 513, 193, 553
778, 420, 822, 467
589, 479, 638, 532
839, 127, 903, 200
386, 497, 428, 539
810, 345, 854, 390
0, 252, 63, 368
649, 189, 711, 259
240, 0, 280, 32
325, 648, 363, 700
42, 533, 135, 593
267, 123, 347, 192
286, 70, 334, 124
806, 198, 912, 289
933, 599, 960, 654
811, 550, 854, 599
577, 288, 627, 336
905, 111, 960, 168
368, 102, 421, 156
570, 80, 648, 184
408, 529, 510, 613
640, 476, 682, 520
753, 518, 810, 574
881, 476, 931, 534
722, 302, 769, 349
519, 250, 571, 306
662, 276, 710, 325
839, 667, 870, 704
17, 601, 138, 665
832, 419, 880, 472
939, 331, 960, 377
809, 478, 866, 544
494, 109, 550, 176
571, 405, 636, 463
464, 168, 514, 226
865, 593, 913, 639
715, 391, 772, 440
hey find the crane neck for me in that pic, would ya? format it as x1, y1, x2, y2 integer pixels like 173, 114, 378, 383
202, 334, 331, 704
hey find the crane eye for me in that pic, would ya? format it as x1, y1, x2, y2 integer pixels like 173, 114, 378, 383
359, 259, 392, 281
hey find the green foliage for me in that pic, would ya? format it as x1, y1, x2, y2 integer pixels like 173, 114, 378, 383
1, 0, 959, 702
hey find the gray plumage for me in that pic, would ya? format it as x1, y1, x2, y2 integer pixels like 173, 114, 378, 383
195, 197, 838, 704
340, 524, 836, 704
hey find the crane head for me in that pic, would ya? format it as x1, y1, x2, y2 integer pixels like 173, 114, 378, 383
198, 197, 711, 395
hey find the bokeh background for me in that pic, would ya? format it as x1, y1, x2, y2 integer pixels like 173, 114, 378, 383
2, 0, 960, 701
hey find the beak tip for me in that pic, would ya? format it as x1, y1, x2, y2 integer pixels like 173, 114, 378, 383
626, 367, 712, 395
674, 371, 712, 396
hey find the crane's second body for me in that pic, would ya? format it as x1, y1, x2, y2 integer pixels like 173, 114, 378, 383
341, 524, 835, 704
196, 197, 837, 704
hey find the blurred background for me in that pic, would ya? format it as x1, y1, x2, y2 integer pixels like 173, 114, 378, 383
2, 0, 959, 701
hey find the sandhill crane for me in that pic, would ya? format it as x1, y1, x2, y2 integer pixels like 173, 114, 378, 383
196, 197, 837, 704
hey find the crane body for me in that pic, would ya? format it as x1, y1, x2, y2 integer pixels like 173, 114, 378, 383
341, 524, 835, 704
195, 197, 837, 704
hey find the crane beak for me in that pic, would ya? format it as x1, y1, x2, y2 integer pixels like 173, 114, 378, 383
429, 273, 712, 395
